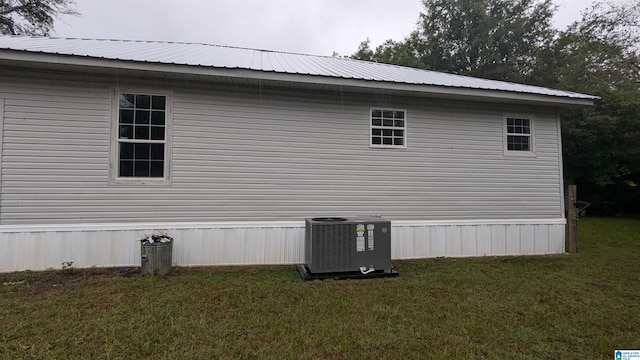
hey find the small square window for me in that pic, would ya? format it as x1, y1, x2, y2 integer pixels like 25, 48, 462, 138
371, 108, 406, 148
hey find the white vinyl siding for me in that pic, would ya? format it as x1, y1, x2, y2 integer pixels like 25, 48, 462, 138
0, 75, 564, 224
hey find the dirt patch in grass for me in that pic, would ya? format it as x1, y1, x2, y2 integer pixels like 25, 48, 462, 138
2, 267, 140, 296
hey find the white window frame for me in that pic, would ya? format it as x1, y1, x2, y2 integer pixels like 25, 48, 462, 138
503, 114, 536, 157
370, 108, 407, 148
109, 89, 173, 185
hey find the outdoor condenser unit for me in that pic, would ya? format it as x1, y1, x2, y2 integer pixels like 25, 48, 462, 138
304, 216, 393, 274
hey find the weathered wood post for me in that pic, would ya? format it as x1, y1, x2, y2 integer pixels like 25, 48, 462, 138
566, 185, 578, 253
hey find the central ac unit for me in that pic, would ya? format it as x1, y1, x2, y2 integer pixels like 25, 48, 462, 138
303, 216, 393, 275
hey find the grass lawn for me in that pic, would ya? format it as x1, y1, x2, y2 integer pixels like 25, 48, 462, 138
1, 217, 639, 359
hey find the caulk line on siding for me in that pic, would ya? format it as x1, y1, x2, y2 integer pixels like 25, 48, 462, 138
0, 218, 565, 233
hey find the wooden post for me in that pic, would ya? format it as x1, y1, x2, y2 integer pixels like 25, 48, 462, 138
566, 185, 578, 253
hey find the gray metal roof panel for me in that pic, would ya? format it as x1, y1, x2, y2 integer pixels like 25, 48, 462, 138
0, 36, 598, 101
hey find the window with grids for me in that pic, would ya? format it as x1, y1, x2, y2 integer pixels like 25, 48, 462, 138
506, 116, 532, 152
117, 93, 167, 178
371, 109, 406, 147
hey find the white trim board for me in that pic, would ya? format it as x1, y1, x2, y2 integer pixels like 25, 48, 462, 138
0, 218, 565, 233
393, 218, 565, 226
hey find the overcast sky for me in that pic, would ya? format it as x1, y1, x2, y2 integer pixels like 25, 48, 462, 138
53, 0, 595, 56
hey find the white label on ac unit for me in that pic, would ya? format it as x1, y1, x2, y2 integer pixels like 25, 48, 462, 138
357, 236, 365, 251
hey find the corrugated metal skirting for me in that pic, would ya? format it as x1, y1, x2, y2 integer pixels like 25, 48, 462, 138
0, 220, 565, 272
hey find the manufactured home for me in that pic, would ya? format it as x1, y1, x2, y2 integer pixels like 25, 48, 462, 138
0, 36, 596, 272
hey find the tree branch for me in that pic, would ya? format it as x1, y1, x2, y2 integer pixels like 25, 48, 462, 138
0, 1, 39, 16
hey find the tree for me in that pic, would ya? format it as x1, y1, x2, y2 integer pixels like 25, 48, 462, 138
556, 0, 640, 212
0, 0, 77, 36
352, 38, 423, 69
352, 0, 558, 85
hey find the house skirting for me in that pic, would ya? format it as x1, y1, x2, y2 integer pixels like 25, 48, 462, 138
0, 219, 566, 273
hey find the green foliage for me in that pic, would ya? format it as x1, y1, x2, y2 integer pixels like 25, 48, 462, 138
352, 38, 422, 68
352, 0, 557, 84
0, 0, 77, 36
412, 0, 556, 83
556, 1, 640, 211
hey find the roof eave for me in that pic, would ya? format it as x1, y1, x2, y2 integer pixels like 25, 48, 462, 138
0, 50, 597, 107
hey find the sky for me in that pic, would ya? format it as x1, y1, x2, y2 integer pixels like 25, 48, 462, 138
53, 0, 594, 57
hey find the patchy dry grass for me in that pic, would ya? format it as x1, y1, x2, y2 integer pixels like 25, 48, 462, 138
1, 217, 639, 359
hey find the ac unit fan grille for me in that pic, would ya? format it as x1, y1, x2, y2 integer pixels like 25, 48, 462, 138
311, 223, 355, 272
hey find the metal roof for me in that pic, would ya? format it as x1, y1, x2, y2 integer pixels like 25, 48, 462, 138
0, 36, 598, 103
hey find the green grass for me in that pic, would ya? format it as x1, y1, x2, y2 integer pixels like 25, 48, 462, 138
1, 217, 639, 359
